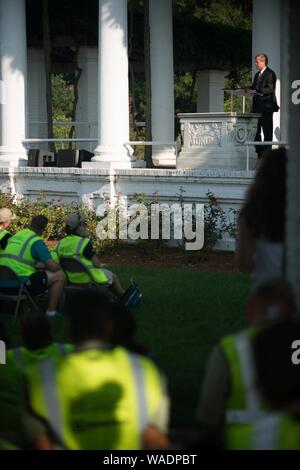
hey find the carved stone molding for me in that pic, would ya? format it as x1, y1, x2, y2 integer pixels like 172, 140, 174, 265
189, 122, 222, 147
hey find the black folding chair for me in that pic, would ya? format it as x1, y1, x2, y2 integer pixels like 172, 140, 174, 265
0, 266, 40, 321
59, 257, 111, 298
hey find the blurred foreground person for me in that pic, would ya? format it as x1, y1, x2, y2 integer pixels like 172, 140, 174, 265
236, 148, 286, 323
229, 319, 300, 449
7, 309, 73, 368
196, 279, 297, 449
0, 311, 72, 448
25, 289, 169, 450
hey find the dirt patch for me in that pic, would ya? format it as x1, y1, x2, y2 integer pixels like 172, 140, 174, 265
47, 240, 238, 272
99, 245, 238, 272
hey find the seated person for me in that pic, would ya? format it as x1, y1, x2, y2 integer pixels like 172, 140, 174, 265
228, 318, 300, 449
0, 208, 16, 253
196, 279, 297, 449
0, 320, 24, 447
53, 213, 141, 305
0, 215, 65, 317
7, 308, 73, 368
24, 289, 169, 450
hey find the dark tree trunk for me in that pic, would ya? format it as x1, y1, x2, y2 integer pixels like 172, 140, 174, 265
68, 45, 82, 150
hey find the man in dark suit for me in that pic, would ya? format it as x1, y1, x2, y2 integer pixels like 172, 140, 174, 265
251, 53, 279, 159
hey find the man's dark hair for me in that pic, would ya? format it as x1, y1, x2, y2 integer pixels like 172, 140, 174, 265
29, 215, 48, 235
65, 225, 77, 236
110, 301, 149, 356
65, 288, 112, 344
253, 279, 297, 320
253, 319, 300, 410
20, 309, 52, 350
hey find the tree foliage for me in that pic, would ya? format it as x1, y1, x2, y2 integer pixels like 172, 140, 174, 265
26, 0, 253, 138
52, 74, 74, 118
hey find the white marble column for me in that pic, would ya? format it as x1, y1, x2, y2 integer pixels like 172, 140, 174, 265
252, 0, 281, 140
0, 0, 27, 167
196, 70, 226, 112
92, 0, 133, 169
149, 0, 176, 167
76, 47, 98, 152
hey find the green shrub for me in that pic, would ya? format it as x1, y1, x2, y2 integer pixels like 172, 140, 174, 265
0, 191, 116, 252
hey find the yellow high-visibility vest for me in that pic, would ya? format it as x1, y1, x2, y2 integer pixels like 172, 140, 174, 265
54, 235, 107, 284
26, 346, 164, 450
0, 229, 42, 277
228, 413, 300, 450
220, 327, 269, 444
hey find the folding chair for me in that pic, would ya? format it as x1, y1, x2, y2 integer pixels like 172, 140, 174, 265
0, 266, 40, 321
59, 257, 111, 298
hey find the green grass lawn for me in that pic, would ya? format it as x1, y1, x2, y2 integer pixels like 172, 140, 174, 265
1, 264, 250, 429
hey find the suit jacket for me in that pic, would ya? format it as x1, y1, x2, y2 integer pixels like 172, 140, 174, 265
251, 67, 279, 114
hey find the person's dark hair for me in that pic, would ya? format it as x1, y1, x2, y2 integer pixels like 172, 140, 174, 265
253, 278, 297, 321
110, 301, 149, 356
29, 215, 48, 235
20, 309, 52, 350
253, 319, 300, 410
239, 148, 286, 242
65, 225, 77, 236
65, 288, 112, 344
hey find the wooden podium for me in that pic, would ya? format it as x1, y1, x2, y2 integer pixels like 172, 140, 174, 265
223, 88, 262, 113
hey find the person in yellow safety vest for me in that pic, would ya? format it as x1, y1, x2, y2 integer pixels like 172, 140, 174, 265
0, 320, 24, 448
53, 213, 142, 306
0, 215, 65, 317
196, 279, 297, 449
228, 318, 300, 450
6, 308, 74, 369
0, 310, 73, 449
0, 208, 16, 254
24, 289, 170, 450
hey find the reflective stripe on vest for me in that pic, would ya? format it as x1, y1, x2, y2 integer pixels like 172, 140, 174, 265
1, 234, 37, 268
252, 414, 281, 450
56, 235, 107, 284
127, 352, 149, 434
40, 358, 64, 439
226, 332, 263, 424
0, 230, 41, 278
38, 351, 150, 446
56, 343, 68, 356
